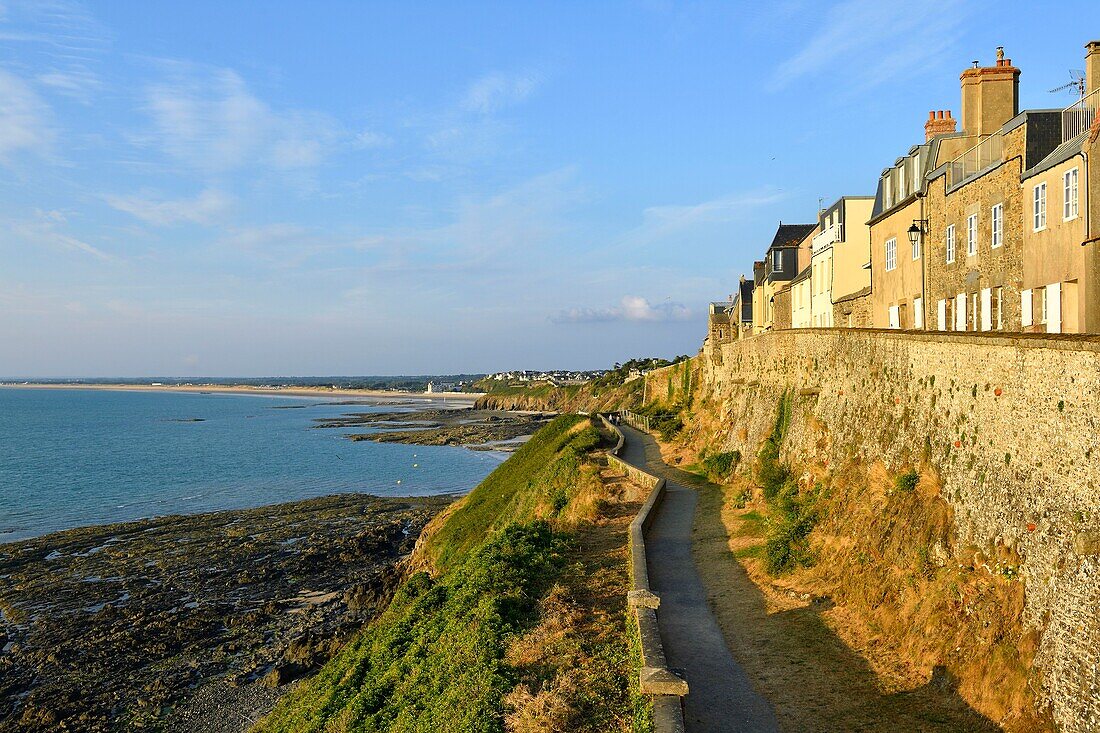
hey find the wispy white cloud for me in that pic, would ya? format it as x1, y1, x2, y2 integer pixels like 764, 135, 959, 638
142, 65, 339, 171
461, 70, 540, 114
609, 189, 786, 253
553, 295, 692, 324
0, 68, 53, 161
770, 0, 967, 91
37, 68, 102, 102
105, 188, 233, 226
354, 128, 392, 149
9, 209, 110, 259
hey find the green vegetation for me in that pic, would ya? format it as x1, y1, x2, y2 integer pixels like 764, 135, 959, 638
755, 392, 818, 575
255, 522, 567, 733
423, 415, 599, 571
255, 415, 649, 733
701, 450, 741, 481
895, 470, 919, 493
634, 402, 686, 441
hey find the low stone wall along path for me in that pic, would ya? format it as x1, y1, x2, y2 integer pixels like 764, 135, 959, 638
618, 425, 779, 733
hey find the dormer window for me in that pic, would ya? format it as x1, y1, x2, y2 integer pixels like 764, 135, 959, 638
772, 250, 782, 270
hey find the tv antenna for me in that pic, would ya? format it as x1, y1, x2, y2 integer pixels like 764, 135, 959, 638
1049, 70, 1086, 98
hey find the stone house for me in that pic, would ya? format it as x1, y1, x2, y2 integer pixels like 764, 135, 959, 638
924, 50, 1059, 333
771, 281, 793, 331
706, 300, 734, 346
923, 44, 1100, 334
811, 196, 874, 328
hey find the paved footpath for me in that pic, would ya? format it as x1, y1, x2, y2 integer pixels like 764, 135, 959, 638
619, 424, 779, 733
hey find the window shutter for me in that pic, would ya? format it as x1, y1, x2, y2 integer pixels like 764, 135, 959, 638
937, 299, 946, 331
914, 297, 923, 329
980, 289, 992, 331
1046, 283, 1062, 334
1021, 289, 1032, 327
955, 294, 966, 331
888, 305, 900, 329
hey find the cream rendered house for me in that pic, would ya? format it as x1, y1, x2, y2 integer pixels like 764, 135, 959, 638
791, 266, 812, 328
810, 197, 874, 327
1018, 41, 1100, 334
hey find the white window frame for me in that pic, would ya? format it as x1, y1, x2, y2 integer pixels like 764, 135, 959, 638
991, 203, 1003, 248
912, 155, 921, 194
1033, 182, 1047, 232
966, 214, 977, 256
945, 224, 955, 264
936, 299, 947, 331
955, 293, 966, 331
772, 249, 782, 271
884, 237, 897, 272
911, 230, 921, 261
1064, 168, 1079, 221
1021, 288, 1033, 327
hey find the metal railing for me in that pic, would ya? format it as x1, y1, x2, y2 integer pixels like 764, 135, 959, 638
1062, 88, 1099, 144
947, 131, 1003, 188
812, 222, 843, 253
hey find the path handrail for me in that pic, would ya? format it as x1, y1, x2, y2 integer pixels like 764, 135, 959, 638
599, 414, 687, 733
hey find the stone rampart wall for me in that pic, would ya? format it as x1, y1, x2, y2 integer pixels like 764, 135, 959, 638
647, 329, 1100, 732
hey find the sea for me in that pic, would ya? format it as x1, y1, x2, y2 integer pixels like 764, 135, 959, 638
0, 387, 505, 543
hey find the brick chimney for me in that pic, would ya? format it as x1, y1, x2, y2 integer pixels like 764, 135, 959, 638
960, 47, 1020, 136
924, 110, 957, 141
1086, 40, 1100, 96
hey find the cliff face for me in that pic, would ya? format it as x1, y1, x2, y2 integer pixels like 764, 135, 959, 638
647, 330, 1100, 733
473, 378, 644, 414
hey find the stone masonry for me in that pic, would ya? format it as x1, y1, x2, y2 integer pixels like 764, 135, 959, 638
656, 330, 1100, 732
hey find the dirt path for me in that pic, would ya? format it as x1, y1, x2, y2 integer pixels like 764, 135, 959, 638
619, 426, 779, 733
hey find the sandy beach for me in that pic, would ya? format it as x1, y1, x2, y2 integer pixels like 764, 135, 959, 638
0, 382, 482, 401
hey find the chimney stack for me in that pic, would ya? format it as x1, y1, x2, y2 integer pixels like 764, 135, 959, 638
925, 110, 957, 141
1086, 40, 1100, 97
960, 48, 1020, 136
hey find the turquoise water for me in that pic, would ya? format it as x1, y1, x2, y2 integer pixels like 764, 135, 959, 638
0, 388, 503, 543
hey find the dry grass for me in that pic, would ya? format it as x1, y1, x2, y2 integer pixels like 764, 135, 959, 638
503, 466, 652, 733
691, 458, 1051, 733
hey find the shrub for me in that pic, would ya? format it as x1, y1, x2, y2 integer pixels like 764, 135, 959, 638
896, 470, 919, 493
702, 450, 741, 481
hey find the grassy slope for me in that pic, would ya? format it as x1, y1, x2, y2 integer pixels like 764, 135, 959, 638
417, 415, 595, 572
254, 415, 650, 733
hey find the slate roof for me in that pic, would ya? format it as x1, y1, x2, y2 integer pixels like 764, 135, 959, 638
768, 223, 817, 250
1021, 132, 1086, 181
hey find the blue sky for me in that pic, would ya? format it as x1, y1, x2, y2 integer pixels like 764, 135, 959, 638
2, 1, 1098, 376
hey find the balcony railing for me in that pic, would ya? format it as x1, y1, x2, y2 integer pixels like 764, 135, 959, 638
1062, 88, 1099, 144
946, 131, 1003, 188
811, 222, 843, 252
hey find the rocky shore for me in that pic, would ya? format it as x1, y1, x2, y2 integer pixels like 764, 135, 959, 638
0, 493, 451, 732
314, 407, 554, 450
